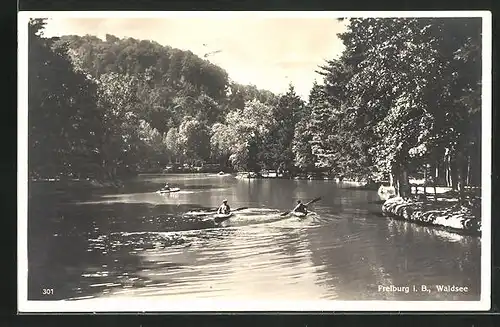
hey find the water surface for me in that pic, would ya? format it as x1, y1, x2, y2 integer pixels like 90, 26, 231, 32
28, 174, 481, 301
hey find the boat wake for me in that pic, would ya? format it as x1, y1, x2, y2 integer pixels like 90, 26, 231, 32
184, 207, 320, 229
156, 190, 196, 195
89, 208, 321, 255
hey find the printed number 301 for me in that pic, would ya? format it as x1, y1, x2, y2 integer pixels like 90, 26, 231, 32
42, 288, 54, 295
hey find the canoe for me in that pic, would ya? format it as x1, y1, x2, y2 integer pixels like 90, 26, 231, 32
156, 187, 181, 194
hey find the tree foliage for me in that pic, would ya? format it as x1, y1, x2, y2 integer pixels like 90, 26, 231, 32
29, 19, 101, 179
29, 21, 283, 179
210, 99, 276, 171
28, 17, 482, 195
310, 18, 482, 196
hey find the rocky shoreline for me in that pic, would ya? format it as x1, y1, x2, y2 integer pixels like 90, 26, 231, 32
381, 196, 481, 236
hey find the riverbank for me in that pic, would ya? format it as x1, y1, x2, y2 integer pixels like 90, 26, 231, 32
381, 194, 481, 235
235, 171, 380, 187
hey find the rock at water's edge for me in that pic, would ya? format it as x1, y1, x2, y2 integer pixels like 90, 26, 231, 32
381, 197, 481, 234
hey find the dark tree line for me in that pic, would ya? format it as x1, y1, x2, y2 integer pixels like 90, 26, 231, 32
28, 17, 482, 200
306, 18, 482, 199
28, 19, 303, 180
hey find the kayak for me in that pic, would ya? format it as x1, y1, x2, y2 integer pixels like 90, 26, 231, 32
213, 212, 234, 223
156, 187, 181, 194
291, 211, 308, 217
279, 197, 322, 217
186, 211, 212, 216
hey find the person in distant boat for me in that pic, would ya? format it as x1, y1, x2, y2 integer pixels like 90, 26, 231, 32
162, 182, 170, 191
217, 199, 231, 214
292, 200, 308, 214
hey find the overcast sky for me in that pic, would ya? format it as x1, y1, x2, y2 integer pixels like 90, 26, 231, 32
42, 17, 347, 99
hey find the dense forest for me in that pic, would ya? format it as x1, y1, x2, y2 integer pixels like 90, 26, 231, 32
28, 17, 482, 199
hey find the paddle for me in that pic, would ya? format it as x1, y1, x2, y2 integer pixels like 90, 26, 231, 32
280, 197, 321, 216
198, 207, 248, 216
207, 206, 248, 213
228, 207, 248, 213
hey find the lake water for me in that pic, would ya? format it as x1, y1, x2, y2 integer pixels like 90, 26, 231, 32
27, 174, 481, 302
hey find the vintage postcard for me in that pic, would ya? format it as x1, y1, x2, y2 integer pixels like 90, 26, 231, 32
17, 11, 491, 312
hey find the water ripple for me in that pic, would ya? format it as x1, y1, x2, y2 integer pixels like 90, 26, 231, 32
29, 176, 481, 302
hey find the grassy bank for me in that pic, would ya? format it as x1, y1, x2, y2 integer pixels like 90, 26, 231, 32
381, 191, 481, 235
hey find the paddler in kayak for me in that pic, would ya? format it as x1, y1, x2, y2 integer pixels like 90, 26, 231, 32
217, 199, 231, 215
161, 182, 171, 191
292, 200, 308, 215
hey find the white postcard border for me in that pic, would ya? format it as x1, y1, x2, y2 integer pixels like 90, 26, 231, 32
17, 10, 492, 313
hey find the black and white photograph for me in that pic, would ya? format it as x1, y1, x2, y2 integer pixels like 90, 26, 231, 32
18, 11, 491, 312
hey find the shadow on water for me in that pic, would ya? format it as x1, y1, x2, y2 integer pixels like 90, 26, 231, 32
28, 190, 235, 300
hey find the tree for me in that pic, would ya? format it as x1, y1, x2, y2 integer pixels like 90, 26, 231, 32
289, 81, 329, 174
31, 29, 285, 177
136, 119, 167, 169
261, 84, 305, 174
28, 19, 102, 179
165, 127, 182, 163
292, 120, 315, 172
311, 17, 482, 197
96, 72, 144, 178
210, 99, 276, 171
178, 116, 211, 164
